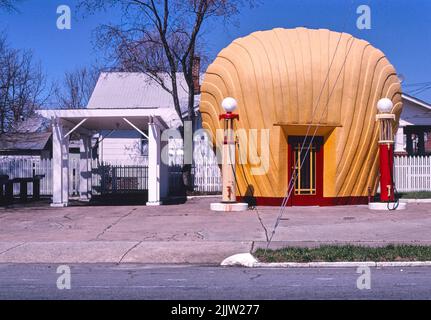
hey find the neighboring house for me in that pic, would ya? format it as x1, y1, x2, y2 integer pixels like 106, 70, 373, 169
0, 132, 83, 197
395, 94, 431, 155
0, 131, 83, 161
87, 72, 202, 165
0, 132, 52, 160
0, 115, 52, 160
10, 114, 50, 134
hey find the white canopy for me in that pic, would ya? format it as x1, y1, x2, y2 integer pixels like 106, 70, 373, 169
37, 107, 174, 207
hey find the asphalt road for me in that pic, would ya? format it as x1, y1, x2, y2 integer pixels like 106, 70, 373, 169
0, 264, 430, 300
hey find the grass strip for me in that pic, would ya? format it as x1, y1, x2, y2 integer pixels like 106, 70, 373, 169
255, 245, 431, 263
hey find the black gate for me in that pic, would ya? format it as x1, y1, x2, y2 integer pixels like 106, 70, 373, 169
92, 163, 148, 195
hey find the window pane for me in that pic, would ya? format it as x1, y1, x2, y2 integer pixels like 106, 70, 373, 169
425, 131, 431, 154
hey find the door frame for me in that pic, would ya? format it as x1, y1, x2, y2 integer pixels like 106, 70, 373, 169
287, 136, 324, 206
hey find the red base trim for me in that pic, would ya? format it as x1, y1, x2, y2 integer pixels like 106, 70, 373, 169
237, 196, 369, 207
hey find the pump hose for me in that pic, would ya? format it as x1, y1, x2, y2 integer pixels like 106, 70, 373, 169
387, 145, 400, 211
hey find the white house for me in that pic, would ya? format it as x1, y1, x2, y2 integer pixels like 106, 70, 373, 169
395, 94, 431, 155
0, 132, 52, 160
87, 73, 201, 165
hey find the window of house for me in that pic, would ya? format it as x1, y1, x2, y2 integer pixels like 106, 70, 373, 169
406, 126, 431, 156
411, 133, 420, 155
425, 131, 431, 154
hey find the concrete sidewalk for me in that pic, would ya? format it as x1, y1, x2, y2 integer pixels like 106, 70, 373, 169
0, 197, 430, 264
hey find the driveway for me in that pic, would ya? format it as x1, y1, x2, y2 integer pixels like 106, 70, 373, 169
0, 197, 430, 264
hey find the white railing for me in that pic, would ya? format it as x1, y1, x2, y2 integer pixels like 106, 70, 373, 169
193, 158, 222, 193
0, 154, 222, 196
394, 156, 431, 192
168, 149, 222, 194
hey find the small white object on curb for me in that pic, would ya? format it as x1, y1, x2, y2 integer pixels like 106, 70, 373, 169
368, 202, 407, 211
221, 253, 258, 267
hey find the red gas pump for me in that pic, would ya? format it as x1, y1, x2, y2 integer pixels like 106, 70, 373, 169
376, 98, 396, 203
379, 143, 395, 202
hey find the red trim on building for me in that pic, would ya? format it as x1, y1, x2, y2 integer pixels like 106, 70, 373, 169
236, 135, 371, 207
237, 196, 369, 207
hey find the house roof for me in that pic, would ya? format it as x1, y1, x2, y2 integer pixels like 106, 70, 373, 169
402, 93, 431, 111
87, 72, 200, 116
0, 132, 52, 151
11, 114, 50, 133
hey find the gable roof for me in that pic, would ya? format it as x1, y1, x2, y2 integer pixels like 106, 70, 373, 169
402, 93, 431, 111
11, 114, 50, 133
0, 132, 52, 151
87, 73, 199, 116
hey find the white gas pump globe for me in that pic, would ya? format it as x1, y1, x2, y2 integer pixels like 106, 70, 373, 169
377, 98, 394, 114
222, 97, 238, 113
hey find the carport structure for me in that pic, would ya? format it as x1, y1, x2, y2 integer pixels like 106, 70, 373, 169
38, 108, 180, 207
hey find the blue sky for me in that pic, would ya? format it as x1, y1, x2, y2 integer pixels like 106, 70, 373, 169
1, 0, 430, 102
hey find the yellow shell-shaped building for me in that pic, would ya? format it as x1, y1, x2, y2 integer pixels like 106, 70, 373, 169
200, 27, 402, 206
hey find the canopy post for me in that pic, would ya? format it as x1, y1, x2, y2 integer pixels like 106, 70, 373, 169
51, 119, 70, 207
79, 135, 92, 201
146, 120, 161, 206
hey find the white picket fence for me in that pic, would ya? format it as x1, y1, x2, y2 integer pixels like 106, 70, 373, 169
394, 156, 431, 192
0, 158, 51, 195
0, 155, 221, 196
168, 156, 222, 194
193, 159, 222, 193
0, 157, 78, 196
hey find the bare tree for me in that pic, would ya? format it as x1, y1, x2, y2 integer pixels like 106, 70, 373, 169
80, 0, 254, 126
55, 66, 100, 109
80, 0, 255, 189
0, 0, 19, 11
0, 35, 48, 133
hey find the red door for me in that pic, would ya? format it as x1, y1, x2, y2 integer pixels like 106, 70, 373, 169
287, 136, 324, 206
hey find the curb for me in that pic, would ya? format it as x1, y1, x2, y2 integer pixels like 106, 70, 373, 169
221, 253, 431, 268
399, 199, 431, 204
252, 261, 431, 268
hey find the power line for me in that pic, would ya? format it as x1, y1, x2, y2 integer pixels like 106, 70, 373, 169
408, 85, 431, 95
265, 0, 356, 250
403, 81, 431, 88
